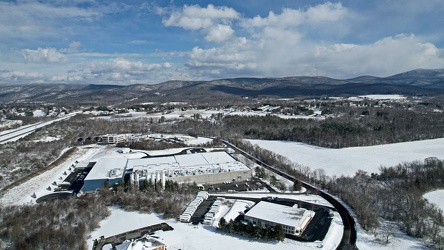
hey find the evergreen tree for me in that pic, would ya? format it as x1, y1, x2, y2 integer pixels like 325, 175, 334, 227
246, 220, 255, 236
227, 219, 235, 233
274, 225, 285, 241
293, 179, 302, 191
218, 217, 227, 231
103, 179, 110, 189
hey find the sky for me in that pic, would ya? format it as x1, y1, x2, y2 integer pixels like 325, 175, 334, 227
1, 0, 444, 85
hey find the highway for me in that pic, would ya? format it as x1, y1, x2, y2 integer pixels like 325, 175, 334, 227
222, 139, 358, 250
0, 112, 79, 144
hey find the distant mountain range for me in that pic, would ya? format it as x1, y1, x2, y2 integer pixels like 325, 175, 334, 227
1, 69, 443, 105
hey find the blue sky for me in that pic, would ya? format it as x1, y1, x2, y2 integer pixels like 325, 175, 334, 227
1, 0, 444, 85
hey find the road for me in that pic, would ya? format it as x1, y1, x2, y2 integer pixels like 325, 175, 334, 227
0, 112, 79, 144
222, 139, 358, 250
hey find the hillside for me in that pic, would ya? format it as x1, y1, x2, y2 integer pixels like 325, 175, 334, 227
0, 69, 443, 105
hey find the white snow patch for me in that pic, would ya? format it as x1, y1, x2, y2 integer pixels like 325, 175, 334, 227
423, 189, 444, 212
221, 199, 254, 222
32, 110, 46, 117
359, 94, 406, 100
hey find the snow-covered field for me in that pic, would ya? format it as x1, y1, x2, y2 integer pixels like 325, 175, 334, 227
249, 138, 444, 177
423, 190, 444, 212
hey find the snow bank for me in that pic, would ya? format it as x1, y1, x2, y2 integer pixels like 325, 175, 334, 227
321, 212, 343, 250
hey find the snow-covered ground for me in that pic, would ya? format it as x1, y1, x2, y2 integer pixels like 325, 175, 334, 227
89, 207, 326, 250
0, 145, 103, 206
220, 199, 254, 222
356, 227, 428, 250
0, 112, 78, 144
1, 136, 435, 249
423, 190, 444, 212
359, 94, 407, 100
248, 138, 444, 177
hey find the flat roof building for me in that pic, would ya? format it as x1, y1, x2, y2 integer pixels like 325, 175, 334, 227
99, 134, 127, 144
127, 151, 251, 185
244, 201, 315, 235
81, 151, 252, 191
83, 157, 127, 191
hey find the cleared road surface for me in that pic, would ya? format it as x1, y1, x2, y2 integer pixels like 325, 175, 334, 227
0, 112, 79, 144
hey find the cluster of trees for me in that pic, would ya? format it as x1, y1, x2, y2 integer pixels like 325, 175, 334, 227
325, 160, 444, 248
0, 196, 109, 250
97, 180, 197, 219
218, 217, 285, 241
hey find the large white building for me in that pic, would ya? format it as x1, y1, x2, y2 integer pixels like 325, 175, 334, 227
82, 151, 252, 191
244, 201, 315, 235
83, 157, 127, 191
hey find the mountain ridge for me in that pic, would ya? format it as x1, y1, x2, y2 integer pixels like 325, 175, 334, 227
0, 69, 443, 105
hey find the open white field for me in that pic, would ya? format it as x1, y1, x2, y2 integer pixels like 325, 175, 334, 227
248, 138, 444, 177
423, 190, 444, 212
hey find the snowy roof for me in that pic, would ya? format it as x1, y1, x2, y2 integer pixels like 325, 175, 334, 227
245, 201, 307, 227
85, 157, 128, 181
126, 152, 250, 177
128, 156, 177, 167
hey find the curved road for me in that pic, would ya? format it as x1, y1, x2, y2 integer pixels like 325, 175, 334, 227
222, 139, 358, 250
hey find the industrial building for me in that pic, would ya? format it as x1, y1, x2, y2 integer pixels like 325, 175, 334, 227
81, 151, 252, 192
244, 201, 315, 235
83, 157, 127, 191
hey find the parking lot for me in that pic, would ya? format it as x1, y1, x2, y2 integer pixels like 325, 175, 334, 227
64, 162, 95, 193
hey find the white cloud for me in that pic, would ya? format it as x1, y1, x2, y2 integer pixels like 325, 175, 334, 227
162, 4, 239, 43
61, 41, 81, 53
50, 75, 67, 82
128, 40, 150, 45
305, 2, 346, 23
205, 24, 234, 42
162, 3, 444, 79
21, 48, 67, 63
163, 4, 239, 30
242, 2, 346, 29
2, 2, 444, 85
0, 1, 102, 40
88, 58, 170, 74
74, 58, 175, 84
0, 70, 43, 81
